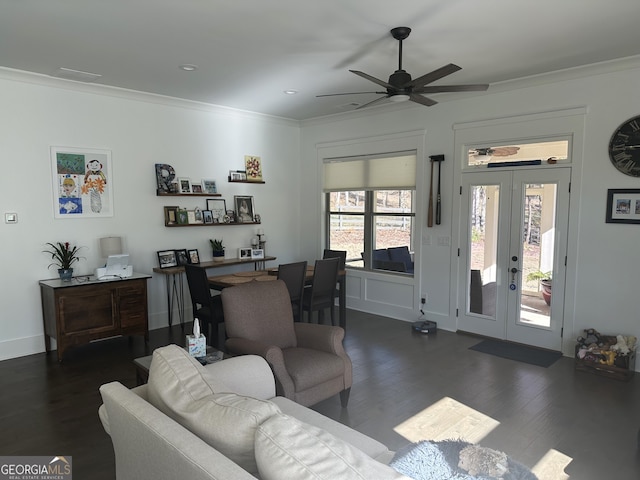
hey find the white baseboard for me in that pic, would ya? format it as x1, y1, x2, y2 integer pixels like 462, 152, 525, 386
0, 335, 46, 361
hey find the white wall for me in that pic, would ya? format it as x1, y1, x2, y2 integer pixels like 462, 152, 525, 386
300, 60, 640, 361
0, 71, 301, 360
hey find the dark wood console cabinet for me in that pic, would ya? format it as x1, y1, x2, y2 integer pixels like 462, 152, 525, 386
39, 273, 151, 361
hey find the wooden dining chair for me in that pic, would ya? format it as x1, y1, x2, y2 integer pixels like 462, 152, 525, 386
302, 257, 340, 325
277, 261, 307, 321
184, 264, 225, 347
322, 249, 346, 305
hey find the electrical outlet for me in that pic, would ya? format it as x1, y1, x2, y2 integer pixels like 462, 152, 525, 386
421, 293, 427, 304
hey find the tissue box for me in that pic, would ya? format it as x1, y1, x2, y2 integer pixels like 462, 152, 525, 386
186, 334, 206, 358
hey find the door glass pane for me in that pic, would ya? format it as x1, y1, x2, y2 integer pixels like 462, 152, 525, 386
468, 185, 498, 317
520, 183, 555, 328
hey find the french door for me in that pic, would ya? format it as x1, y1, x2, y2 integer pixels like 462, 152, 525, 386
457, 168, 570, 350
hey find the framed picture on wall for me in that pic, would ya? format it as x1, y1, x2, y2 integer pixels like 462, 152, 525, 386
606, 188, 640, 224
50, 146, 113, 219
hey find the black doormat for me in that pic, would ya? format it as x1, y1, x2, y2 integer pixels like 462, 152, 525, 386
469, 339, 561, 368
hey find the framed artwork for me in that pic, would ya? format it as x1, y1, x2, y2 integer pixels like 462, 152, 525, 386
203, 210, 214, 224
202, 179, 217, 194
230, 171, 246, 181
206, 198, 226, 222
191, 183, 203, 194
245, 155, 263, 181
157, 250, 177, 268
239, 247, 252, 259
606, 189, 640, 224
251, 248, 265, 259
51, 146, 113, 218
177, 209, 189, 224
235, 195, 255, 223
175, 249, 189, 266
164, 206, 178, 225
178, 177, 192, 194
188, 249, 200, 264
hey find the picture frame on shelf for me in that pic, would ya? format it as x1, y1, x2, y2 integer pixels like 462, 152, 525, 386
244, 155, 263, 182
206, 198, 226, 222
157, 250, 177, 268
606, 188, 640, 224
251, 248, 265, 259
178, 177, 192, 194
175, 249, 189, 266
194, 207, 203, 223
202, 179, 217, 194
235, 195, 255, 223
176, 209, 188, 224
187, 249, 200, 264
203, 210, 214, 224
191, 183, 203, 194
229, 171, 246, 182
239, 247, 252, 259
164, 206, 179, 225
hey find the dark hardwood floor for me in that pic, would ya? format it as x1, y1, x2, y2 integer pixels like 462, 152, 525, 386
1, 311, 639, 479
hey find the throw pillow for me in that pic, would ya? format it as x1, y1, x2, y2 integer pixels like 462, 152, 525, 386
147, 344, 281, 474
255, 413, 410, 480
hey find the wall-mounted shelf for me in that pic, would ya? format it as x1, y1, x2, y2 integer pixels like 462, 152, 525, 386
157, 192, 222, 197
165, 221, 261, 227
227, 177, 265, 184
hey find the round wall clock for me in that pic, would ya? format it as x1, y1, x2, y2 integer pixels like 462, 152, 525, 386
608, 115, 640, 177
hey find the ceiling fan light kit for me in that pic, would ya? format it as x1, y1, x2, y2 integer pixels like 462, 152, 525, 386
318, 26, 489, 110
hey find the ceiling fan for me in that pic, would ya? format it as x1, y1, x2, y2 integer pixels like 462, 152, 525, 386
317, 26, 489, 109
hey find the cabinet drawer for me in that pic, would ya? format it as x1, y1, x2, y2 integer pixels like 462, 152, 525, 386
58, 289, 116, 334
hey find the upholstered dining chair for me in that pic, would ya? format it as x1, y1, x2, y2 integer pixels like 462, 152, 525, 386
301, 257, 340, 326
322, 249, 346, 269
277, 261, 307, 321
184, 264, 225, 347
221, 279, 352, 407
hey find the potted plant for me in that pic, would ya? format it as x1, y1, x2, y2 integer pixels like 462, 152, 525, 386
43, 241, 85, 281
209, 238, 225, 262
527, 270, 552, 306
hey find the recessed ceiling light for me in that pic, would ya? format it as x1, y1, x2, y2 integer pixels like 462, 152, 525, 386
179, 64, 198, 71
283, 90, 298, 95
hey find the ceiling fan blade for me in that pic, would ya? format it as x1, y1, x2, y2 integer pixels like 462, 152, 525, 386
404, 63, 462, 88
409, 94, 438, 107
356, 95, 391, 109
350, 70, 393, 89
413, 84, 489, 93
316, 91, 385, 98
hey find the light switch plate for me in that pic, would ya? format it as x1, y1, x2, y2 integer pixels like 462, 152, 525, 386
4, 212, 17, 224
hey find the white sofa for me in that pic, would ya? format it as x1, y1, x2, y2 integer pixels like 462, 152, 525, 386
99, 345, 410, 480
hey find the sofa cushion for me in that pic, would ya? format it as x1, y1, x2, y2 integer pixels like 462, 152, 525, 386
255, 413, 410, 480
147, 344, 280, 474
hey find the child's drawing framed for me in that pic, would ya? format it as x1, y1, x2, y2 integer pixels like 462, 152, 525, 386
50, 146, 113, 218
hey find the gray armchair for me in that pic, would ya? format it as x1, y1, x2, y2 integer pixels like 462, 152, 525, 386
221, 280, 352, 407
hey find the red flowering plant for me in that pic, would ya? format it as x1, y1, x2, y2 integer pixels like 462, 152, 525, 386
43, 242, 85, 270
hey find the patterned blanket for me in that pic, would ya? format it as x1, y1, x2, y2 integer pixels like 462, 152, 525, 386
389, 440, 538, 480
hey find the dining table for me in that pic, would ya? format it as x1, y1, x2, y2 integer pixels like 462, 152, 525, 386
208, 265, 347, 330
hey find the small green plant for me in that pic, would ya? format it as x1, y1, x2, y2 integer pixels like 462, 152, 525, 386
43, 241, 85, 269
209, 239, 224, 251
526, 270, 552, 282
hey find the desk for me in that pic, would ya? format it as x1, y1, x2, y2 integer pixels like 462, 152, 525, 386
39, 273, 151, 361
208, 266, 347, 330
153, 256, 277, 326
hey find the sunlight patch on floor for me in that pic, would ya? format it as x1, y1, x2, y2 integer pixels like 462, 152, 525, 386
531, 449, 571, 480
393, 397, 500, 443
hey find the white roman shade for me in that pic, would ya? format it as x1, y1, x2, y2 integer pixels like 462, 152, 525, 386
323, 151, 416, 191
